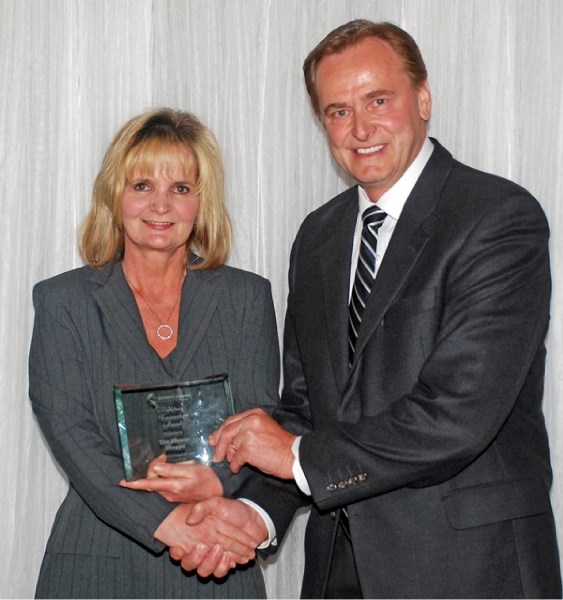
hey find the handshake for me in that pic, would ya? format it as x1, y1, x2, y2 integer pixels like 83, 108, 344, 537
120, 408, 296, 579
153, 493, 268, 579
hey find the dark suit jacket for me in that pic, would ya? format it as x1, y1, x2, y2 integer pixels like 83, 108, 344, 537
29, 261, 280, 598
256, 139, 560, 598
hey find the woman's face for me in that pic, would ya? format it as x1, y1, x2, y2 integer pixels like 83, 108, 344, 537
121, 145, 200, 260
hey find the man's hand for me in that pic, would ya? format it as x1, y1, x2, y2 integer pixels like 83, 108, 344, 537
120, 455, 223, 503
187, 496, 269, 546
209, 408, 296, 478
170, 497, 269, 575
154, 502, 258, 578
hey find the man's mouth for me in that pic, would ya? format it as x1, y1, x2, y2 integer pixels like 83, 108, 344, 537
356, 144, 384, 155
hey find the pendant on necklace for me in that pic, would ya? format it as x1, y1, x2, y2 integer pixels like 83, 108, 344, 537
123, 268, 185, 343
157, 324, 174, 341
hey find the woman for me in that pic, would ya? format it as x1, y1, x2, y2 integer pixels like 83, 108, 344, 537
29, 108, 278, 598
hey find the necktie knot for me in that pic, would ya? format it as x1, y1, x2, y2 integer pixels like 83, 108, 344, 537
362, 204, 387, 229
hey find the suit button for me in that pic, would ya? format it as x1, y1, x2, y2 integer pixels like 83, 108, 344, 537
330, 512, 337, 519
347, 476, 357, 486
327, 483, 337, 492
358, 473, 367, 482
338, 480, 347, 489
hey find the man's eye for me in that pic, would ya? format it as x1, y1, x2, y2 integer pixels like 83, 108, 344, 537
331, 109, 348, 119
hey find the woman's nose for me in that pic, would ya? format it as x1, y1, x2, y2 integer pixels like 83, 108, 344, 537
150, 190, 171, 213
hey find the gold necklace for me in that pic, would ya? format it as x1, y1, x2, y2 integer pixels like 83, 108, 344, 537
124, 271, 185, 341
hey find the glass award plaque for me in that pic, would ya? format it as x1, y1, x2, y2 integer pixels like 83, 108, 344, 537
114, 373, 234, 481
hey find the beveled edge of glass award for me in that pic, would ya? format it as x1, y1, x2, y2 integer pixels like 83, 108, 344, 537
115, 373, 232, 396
113, 373, 234, 481
114, 385, 134, 481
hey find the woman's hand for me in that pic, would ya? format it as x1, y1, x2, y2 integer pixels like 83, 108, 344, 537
120, 454, 223, 503
155, 502, 258, 578
209, 408, 296, 479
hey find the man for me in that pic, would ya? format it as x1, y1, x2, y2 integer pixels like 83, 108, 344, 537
212, 19, 561, 598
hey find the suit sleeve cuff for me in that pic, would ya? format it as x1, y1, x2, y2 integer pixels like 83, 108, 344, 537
238, 499, 278, 549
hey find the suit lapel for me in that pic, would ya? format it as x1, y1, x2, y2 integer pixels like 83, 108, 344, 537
173, 267, 222, 372
317, 188, 359, 392
90, 264, 166, 376
349, 210, 430, 371
348, 139, 454, 374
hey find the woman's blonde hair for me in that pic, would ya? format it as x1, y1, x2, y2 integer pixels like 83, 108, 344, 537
80, 107, 231, 269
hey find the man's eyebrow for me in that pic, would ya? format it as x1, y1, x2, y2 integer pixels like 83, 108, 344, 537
322, 89, 395, 114
322, 102, 348, 115
366, 89, 394, 99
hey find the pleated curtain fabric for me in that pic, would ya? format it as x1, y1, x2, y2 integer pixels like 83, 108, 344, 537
3, 2, 563, 598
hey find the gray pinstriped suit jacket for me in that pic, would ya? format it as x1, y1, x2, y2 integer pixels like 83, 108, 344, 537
29, 260, 280, 598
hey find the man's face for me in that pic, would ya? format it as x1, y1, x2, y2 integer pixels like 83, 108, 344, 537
315, 37, 431, 202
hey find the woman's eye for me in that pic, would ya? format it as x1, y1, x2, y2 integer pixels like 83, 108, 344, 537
175, 185, 190, 194
133, 182, 150, 192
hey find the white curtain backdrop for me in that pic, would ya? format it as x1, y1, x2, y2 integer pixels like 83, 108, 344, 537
1, 1, 562, 597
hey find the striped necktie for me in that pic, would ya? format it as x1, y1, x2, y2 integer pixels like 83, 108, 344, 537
349, 205, 387, 363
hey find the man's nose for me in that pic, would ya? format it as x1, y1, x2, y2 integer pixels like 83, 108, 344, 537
351, 111, 376, 141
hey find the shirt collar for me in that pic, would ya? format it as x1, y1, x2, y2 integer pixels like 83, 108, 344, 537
358, 137, 434, 220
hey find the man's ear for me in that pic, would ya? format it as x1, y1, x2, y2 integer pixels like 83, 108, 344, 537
418, 81, 432, 122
